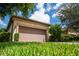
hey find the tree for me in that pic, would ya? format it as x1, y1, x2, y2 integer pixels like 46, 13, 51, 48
48, 24, 61, 41
58, 3, 79, 29
0, 3, 35, 19
0, 28, 6, 32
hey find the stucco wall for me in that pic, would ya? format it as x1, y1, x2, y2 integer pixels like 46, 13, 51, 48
13, 17, 49, 30
8, 24, 12, 33
8, 16, 50, 42
68, 28, 79, 36
13, 17, 49, 41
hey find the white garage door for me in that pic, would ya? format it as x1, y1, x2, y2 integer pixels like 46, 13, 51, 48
19, 26, 46, 42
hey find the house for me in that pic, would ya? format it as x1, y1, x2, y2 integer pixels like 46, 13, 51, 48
67, 28, 79, 36
7, 16, 50, 42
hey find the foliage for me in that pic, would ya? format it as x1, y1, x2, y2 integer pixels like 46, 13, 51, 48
0, 3, 35, 19
48, 35, 54, 42
61, 35, 73, 42
0, 42, 79, 56
58, 3, 79, 28
0, 28, 6, 32
0, 32, 11, 42
61, 35, 79, 42
14, 33, 19, 41
48, 24, 61, 41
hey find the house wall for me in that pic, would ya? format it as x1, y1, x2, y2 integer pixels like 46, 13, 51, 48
68, 28, 79, 36
13, 17, 49, 30
8, 24, 12, 33
8, 16, 50, 42
8, 21, 19, 41
12, 17, 49, 40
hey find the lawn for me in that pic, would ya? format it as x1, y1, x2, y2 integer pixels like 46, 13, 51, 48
0, 42, 79, 56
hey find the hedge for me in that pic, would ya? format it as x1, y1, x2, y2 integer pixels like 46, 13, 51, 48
61, 35, 79, 42
0, 32, 11, 42
49, 34, 79, 42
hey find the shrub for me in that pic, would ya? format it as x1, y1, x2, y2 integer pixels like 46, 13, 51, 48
14, 33, 19, 41
62, 35, 72, 42
0, 28, 6, 32
71, 35, 79, 41
60, 34, 65, 42
48, 24, 61, 42
0, 32, 11, 42
48, 35, 54, 42
61, 35, 79, 42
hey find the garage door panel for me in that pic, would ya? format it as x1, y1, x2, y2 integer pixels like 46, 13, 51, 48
19, 26, 46, 42
19, 33, 45, 42
19, 26, 45, 34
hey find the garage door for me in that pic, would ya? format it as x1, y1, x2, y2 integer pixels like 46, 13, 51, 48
19, 26, 46, 42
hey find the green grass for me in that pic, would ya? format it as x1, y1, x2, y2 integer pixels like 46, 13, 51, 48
0, 42, 79, 56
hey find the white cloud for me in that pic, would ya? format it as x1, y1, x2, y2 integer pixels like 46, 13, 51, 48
29, 3, 50, 24
52, 13, 57, 18
0, 20, 6, 26
53, 3, 62, 9
47, 4, 51, 11
36, 3, 44, 10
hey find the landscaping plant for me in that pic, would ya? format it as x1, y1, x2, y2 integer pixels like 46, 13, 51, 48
14, 33, 19, 41
0, 32, 11, 42
48, 24, 61, 41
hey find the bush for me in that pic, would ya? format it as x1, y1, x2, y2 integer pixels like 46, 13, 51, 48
71, 35, 79, 41
48, 24, 61, 42
0, 32, 11, 42
14, 33, 19, 41
61, 35, 72, 42
48, 35, 54, 42
61, 35, 79, 42
0, 28, 6, 32
49, 35, 60, 42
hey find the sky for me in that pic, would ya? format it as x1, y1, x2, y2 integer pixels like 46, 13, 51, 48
0, 3, 62, 28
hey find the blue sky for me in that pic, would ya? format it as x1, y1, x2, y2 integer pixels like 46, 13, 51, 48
0, 3, 62, 28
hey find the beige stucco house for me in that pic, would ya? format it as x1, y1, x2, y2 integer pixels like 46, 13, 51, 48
67, 28, 79, 36
7, 16, 50, 42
